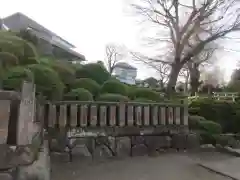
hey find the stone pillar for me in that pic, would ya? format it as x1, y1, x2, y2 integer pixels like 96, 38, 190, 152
17, 82, 36, 145
0, 91, 20, 144
181, 99, 188, 127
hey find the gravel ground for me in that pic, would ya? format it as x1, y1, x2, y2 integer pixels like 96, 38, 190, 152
51, 151, 232, 180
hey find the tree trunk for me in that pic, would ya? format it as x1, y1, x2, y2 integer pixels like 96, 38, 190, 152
166, 63, 182, 94
189, 63, 200, 96
184, 71, 189, 93
190, 79, 198, 96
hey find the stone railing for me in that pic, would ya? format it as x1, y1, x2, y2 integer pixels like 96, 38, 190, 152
213, 92, 238, 102
188, 92, 239, 102
44, 100, 188, 130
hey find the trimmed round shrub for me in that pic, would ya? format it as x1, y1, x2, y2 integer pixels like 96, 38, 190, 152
101, 80, 128, 96
189, 98, 240, 133
132, 87, 162, 101
198, 120, 222, 134
133, 98, 155, 103
71, 78, 100, 96
50, 61, 75, 85
188, 107, 200, 115
2, 66, 33, 91
127, 85, 137, 99
170, 92, 188, 100
96, 93, 129, 102
200, 131, 216, 145
0, 52, 19, 68
27, 64, 64, 100
64, 88, 93, 101
75, 63, 110, 84
19, 41, 39, 65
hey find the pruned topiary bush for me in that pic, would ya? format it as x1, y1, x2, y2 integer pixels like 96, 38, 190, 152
200, 131, 217, 145
133, 98, 155, 103
0, 52, 19, 69
189, 98, 240, 133
188, 115, 206, 130
198, 120, 222, 134
49, 60, 75, 86
27, 64, 64, 100
75, 63, 110, 85
188, 114, 222, 145
100, 80, 128, 96
64, 88, 93, 101
131, 87, 162, 102
71, 78, 100, 96
96, 93, 129, 102
2, 66, 33, 91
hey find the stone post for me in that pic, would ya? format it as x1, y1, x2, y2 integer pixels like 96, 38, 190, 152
0, 91, 20, 144
17, 82, 36, 145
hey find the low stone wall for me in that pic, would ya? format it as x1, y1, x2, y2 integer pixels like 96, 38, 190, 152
48, 129, 200, 159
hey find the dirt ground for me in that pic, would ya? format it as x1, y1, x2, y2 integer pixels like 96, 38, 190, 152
51, 151, 232, 180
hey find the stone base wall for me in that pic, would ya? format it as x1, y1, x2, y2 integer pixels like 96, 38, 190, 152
17, 140, 50, 180
49, 130, 200, 159
0, 140, 50, 180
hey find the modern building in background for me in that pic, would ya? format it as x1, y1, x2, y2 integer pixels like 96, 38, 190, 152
113, 62, 137, 85
1, 12, 85, 62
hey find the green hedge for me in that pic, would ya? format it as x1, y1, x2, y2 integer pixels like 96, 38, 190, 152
64, 88, 93, 101
71, 78, 100, 96
101, 80, 128, 96
96, 93, 129, 102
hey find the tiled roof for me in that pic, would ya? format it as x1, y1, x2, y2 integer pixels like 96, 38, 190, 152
3, 12, 75, 48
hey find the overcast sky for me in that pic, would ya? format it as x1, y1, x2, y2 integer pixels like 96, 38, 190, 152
1, 0, 240, 81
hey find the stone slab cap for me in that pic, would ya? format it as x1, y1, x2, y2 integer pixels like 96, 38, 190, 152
0, 91, 20, 100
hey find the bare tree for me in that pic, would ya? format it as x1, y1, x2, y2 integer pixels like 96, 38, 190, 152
130, 51, 170, 87
132, 0, 240, 93
105, 43, 124, 74
188, 46, 216, 95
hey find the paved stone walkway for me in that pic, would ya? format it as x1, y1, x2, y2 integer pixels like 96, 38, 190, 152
200, 158, 240, 180
51, 152, 232, 180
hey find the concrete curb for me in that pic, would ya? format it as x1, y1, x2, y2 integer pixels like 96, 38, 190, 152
197, 163, 238, 180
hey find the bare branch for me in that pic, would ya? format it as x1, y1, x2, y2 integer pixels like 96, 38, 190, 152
130, 51, 170, 82
105, 43, 124, 74
131, 0, 240, 92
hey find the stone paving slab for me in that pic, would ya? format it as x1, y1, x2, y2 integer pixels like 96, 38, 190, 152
51, 152, 231, 180
198, 158, 240, 180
